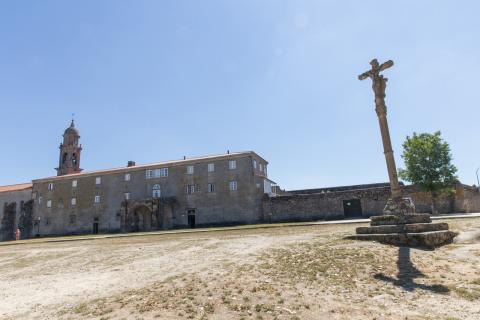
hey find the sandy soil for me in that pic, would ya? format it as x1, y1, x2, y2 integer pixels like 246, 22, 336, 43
0, 218, 479, 320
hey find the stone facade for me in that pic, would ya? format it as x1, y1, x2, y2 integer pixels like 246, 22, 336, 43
31, 152, 271, 236
0, 184, 33, 241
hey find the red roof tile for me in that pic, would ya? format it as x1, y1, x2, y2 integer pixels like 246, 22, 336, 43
0, 183, 33, 193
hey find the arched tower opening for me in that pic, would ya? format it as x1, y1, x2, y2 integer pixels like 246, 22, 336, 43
56, 119, 83, 176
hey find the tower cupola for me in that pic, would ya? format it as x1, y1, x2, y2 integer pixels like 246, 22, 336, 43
56, 120, 82, 176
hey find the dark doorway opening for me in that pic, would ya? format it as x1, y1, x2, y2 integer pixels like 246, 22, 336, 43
93, 217, 99, 234
343, 199, 363, 218
187, 209, 196, 228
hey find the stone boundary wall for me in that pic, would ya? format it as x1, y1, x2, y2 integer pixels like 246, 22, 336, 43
263, 184, 480, 223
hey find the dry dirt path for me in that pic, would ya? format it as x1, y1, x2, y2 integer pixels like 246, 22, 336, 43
0, 219, 479, 320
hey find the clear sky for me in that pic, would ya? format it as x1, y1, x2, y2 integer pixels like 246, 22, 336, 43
0, 1, 479, 189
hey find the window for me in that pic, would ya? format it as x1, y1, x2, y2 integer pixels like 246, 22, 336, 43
229, 160, 237, 170
152, 184, 161, 198
72, 180, 78, 188
146, 168, 168, 179
253, 159, 257, 169
46, 200, 52, 208
187, 165, 194, 174
208, 163, 215, 172
145, 170, 154, 179
69, 215, 76, 224
47, 183, 53, 190
124, 173, 131, 181
159, 168, 168, 177
94, 195, 101, 203
95, 177, 102, 185
38, 196, 42, 205
264, 165, 267, 175
229, 181, 238, 191
124, 192, 131, 200
71, 198, 77, 206
208, 183, 215, 193
187, 185, 195, 194
259, 163, 263, 172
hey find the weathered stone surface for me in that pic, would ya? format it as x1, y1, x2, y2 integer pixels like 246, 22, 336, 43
370, 214, 431, 226
383, 197, 416, 215
356, 222, 449, 235
349, 230, 458, 248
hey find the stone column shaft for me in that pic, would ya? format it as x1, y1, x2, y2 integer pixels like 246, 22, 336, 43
376, 104, 402, 200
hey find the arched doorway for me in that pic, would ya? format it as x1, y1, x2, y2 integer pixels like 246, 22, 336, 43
132, 205, 153, 232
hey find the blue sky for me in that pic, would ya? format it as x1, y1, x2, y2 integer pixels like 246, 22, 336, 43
0, 1, 479, 189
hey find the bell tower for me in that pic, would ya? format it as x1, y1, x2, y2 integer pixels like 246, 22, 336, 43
56, 119, 83, 176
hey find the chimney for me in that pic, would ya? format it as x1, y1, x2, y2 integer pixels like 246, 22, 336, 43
127, 161, 136, 167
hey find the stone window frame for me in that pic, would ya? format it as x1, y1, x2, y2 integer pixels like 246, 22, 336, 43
152, 184, 161, 198
208, 183, 215, 193
229, 180, 238, 191
208, 163, 215, 172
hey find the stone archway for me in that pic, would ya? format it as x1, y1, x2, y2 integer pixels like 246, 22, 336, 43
132, 205, 153, 232
120, 197, 177, 233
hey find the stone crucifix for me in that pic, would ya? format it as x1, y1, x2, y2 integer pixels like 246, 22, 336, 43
359, 59, 415, 215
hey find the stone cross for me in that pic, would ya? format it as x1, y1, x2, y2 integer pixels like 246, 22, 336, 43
358, 59, 402, 201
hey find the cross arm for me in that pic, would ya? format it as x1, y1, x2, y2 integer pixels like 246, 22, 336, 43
358, 71, 372, 81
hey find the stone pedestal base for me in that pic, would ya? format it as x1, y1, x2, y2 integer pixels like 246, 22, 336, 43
383, 197, 416, 215
348, 214, 458, 248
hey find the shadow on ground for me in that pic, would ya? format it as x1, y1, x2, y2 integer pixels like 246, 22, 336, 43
374, 247, 449, 293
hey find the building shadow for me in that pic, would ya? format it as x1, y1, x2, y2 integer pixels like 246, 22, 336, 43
374, 246, 449, 293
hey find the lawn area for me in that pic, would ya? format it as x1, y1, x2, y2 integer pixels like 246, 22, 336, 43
0, 218, 479, 319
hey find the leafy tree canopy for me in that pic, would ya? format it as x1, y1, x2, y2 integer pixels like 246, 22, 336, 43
399, 131, 458, 194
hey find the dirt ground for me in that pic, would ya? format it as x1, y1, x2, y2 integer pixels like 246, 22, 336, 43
0, 218, 479, 320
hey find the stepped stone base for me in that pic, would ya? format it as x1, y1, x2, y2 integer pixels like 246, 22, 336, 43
348, 214, 458, 248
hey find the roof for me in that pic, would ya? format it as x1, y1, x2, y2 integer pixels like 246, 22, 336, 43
0, 183, 33, 193
33, 151, 268, 183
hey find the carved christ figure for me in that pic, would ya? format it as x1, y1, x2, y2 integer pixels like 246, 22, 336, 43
358, 59, 393, 105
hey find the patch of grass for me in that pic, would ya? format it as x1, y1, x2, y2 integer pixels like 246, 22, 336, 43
450, 286, 480, 301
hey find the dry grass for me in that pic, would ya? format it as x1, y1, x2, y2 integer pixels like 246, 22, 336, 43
1, 218, 480, 320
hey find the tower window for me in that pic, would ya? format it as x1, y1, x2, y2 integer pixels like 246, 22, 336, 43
72, 153, 77, 165
229, 160, 237, 170
62, 153, 67, 164
95, 177, 102, 185
152, 184, 161, 198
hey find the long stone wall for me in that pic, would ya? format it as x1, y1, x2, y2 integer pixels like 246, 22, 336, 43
263, 184, 480, 223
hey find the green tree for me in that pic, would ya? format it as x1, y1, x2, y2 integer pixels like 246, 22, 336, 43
399, 131, 458, 214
